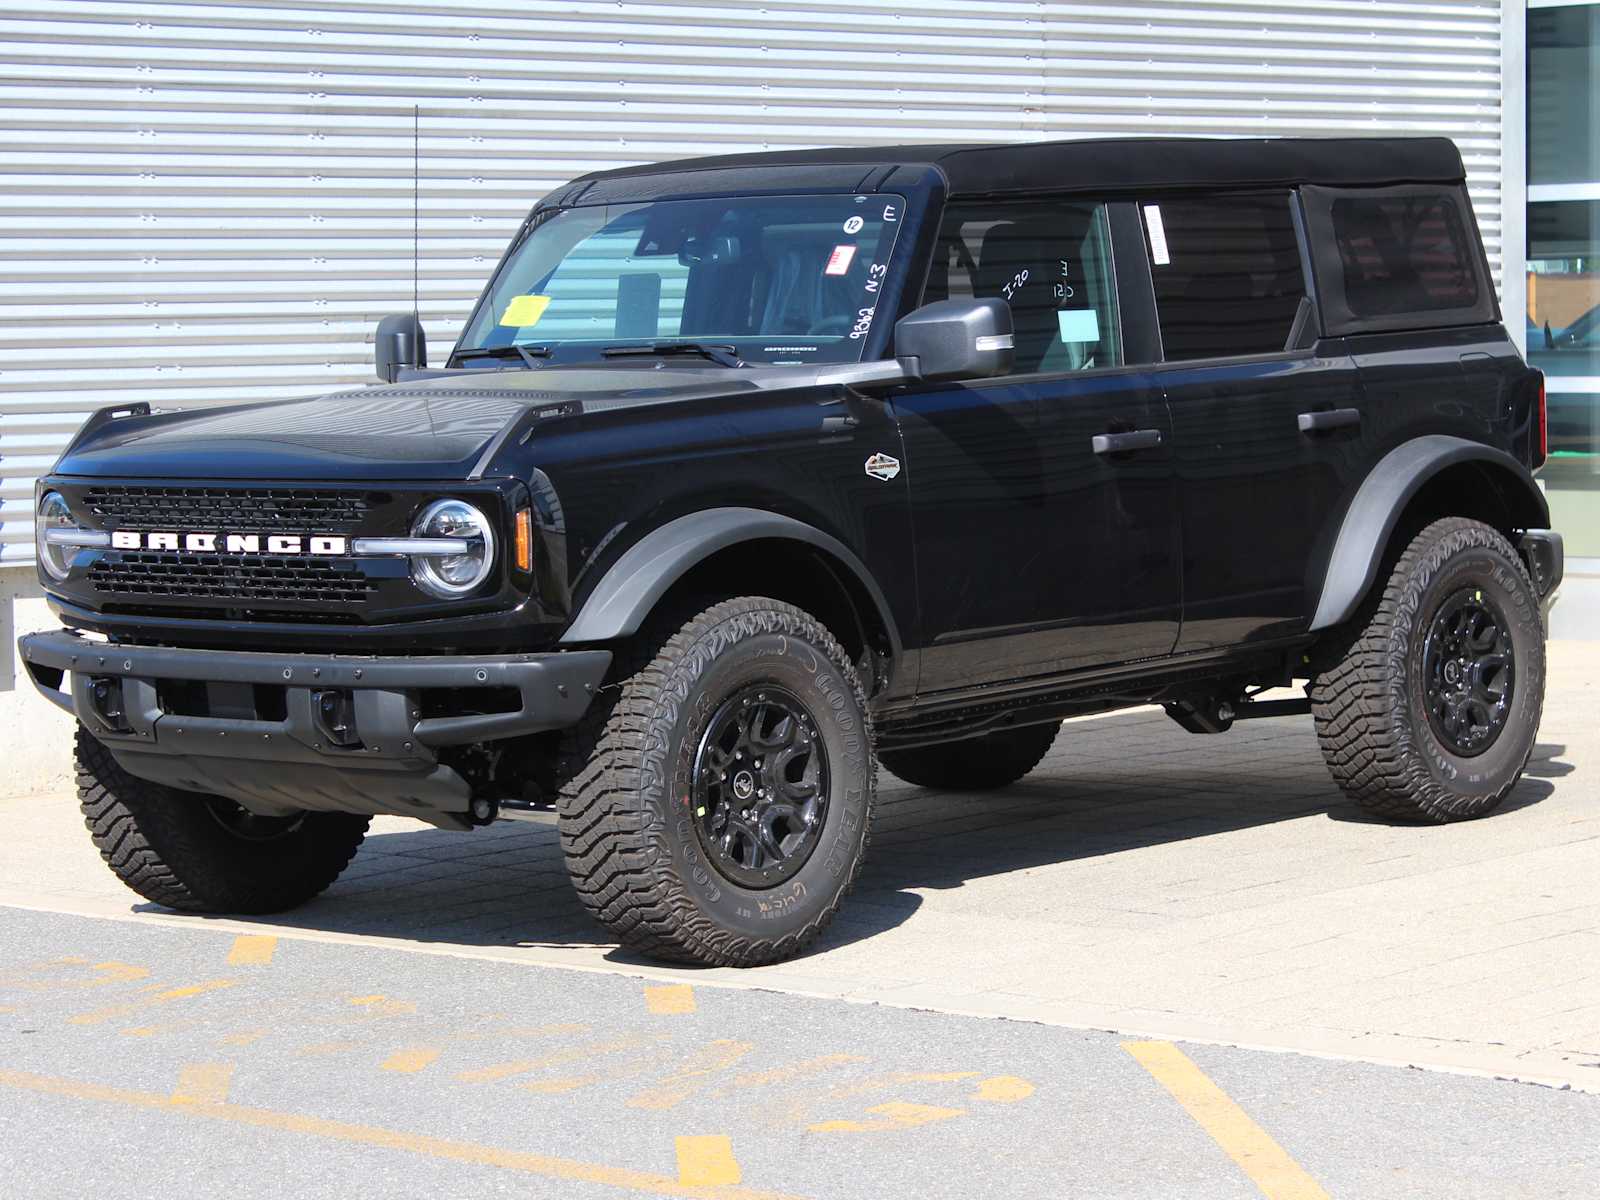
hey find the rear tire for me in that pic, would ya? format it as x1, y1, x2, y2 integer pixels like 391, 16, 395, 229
76, 728, 370, 913
555, 597, 874, 967
879, 722, 1061, 791
1310, 517, 1544, 823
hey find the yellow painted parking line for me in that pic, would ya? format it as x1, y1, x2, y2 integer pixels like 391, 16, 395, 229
727, 1054, 864, 1090
153, 980, 236, 1002
226, 935, 277, 966
0, 1066, 807, 1200
628, 1040, 753, 1111
973, 1075, 1034, 1103
347, 994, 418, 1016
172, 1063, 234, 1106
1123, 1041, 1332, 1200
383, 1046, 443, 1074
68, 978, 236, 1026
675, 1135, 741, 1187
808, 1101, 965, 1134
496, 1033, 666, 1088
645, 985, 696, 1015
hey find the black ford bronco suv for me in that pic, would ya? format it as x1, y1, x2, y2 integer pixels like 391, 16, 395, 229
22, 136, 1562, 967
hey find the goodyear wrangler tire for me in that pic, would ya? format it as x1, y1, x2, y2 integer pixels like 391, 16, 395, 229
556, 597, 874, 967
1311, 517, 1545, 823
76, 727, 369, 913
879, 722, 1061, 791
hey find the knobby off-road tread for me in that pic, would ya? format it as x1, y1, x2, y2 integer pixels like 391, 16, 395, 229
76, 728, 369, 913
556, 597, 874, 966
879, 721, 1061, 791
1310, 518, 1543, 823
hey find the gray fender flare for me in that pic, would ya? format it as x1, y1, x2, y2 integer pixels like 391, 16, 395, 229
1308, 435, 1549, 631
559, 506, 902, 662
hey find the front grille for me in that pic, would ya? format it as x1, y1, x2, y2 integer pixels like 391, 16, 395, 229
90, 553, 376, 606
81, 486, 373, 533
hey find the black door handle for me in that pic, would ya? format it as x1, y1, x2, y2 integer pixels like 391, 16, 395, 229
1297, 407, 1361, 434
1092, 428, 1163, 455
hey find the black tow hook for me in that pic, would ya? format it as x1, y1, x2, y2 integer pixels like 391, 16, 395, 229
312, 688, 361, 748
89, 677, 133, 733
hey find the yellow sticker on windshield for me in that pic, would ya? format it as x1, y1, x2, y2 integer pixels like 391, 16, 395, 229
500, 294, 551, 327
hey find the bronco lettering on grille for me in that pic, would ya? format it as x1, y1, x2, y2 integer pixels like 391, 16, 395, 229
107, 531, 350, 555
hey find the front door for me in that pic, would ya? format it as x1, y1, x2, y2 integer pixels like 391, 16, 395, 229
894, 197, 1181, 695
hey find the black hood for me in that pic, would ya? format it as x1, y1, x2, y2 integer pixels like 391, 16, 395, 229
51, 368, 776, 481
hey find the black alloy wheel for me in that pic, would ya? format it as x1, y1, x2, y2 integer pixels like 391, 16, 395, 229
1421, 587, 1515, 757
692, 684, 829, 888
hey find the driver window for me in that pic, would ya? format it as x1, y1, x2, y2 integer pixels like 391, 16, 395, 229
924, 200, 1122, 375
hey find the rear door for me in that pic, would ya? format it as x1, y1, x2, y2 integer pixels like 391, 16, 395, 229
1131, 191, 1369, 651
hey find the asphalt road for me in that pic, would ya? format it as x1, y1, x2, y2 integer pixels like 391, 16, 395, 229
3, 906, 1597, 1200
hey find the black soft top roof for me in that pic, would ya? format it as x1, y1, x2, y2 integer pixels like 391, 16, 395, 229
570, 136, 1465, 200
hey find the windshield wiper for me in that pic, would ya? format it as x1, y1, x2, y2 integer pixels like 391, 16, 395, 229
601, 342, 746, 368
454, 344, 550, 369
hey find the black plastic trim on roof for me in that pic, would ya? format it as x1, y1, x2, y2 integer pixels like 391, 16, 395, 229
570, 136, 1466, 199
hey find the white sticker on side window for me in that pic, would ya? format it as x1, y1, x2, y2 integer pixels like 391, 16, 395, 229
1057, 308, 1100, 343
1143, 204, 1170, 265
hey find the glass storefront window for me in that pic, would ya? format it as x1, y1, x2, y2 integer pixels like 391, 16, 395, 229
1528, 2, 1600, 557
1527, 198, 1599, 555
1541, 394, 1600, 558
1527, 199, 1600, 382
1529, 5, 1600, 186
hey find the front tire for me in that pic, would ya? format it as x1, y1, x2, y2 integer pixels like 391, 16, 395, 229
879, 722, 1061, 791
76, 729, 370, 912
556, 597, 874, 967
1311, 517, 1545, 822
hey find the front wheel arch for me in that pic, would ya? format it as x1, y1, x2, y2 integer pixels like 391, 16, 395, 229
560, 508, 903, 693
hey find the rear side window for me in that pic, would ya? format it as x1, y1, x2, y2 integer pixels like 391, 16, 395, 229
1301, 184, 1497, 335
1330, 193, 1479, 316
1140, 194, 1308, 361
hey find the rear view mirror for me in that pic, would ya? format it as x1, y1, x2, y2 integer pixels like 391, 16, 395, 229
375, 313, 427, 383
894, 298, 1014, 382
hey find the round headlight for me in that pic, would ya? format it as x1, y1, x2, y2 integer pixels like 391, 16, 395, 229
36, 491, 76, 581
409, 499, 496, 599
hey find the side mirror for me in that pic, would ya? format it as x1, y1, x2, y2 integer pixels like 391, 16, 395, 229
375, 313, 427, 383
894, 298, 1013, 382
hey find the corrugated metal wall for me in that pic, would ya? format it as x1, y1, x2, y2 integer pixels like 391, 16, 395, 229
0, 0, 1508, 564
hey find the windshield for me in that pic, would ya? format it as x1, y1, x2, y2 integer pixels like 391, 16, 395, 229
454, 193, 908, 366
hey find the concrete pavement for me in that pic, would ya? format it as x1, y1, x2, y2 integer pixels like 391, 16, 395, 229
2, 642, 1596, 1093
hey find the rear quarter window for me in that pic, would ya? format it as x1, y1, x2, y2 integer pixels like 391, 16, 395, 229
1302, 183, 1497, 335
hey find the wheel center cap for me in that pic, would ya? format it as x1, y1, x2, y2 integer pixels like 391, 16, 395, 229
1444, 660, 1461, 685
731, 770, 756, 801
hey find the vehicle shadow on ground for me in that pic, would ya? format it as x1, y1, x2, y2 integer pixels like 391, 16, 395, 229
175, 723, 1565, 964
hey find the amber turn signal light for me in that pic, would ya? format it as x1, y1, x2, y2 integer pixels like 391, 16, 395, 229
514, 506, 533, 573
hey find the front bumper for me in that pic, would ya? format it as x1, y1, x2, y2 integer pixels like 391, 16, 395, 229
19, 629, 610, 825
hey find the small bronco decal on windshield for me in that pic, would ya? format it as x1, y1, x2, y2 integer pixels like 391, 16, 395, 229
864, 453, 900, 482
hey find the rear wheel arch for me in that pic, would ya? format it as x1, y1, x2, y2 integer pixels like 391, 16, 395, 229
560, 508, 902, 695
1308, 436, 1549, 633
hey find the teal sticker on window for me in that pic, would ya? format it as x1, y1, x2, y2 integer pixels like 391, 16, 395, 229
1057, 308, 1100, 342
